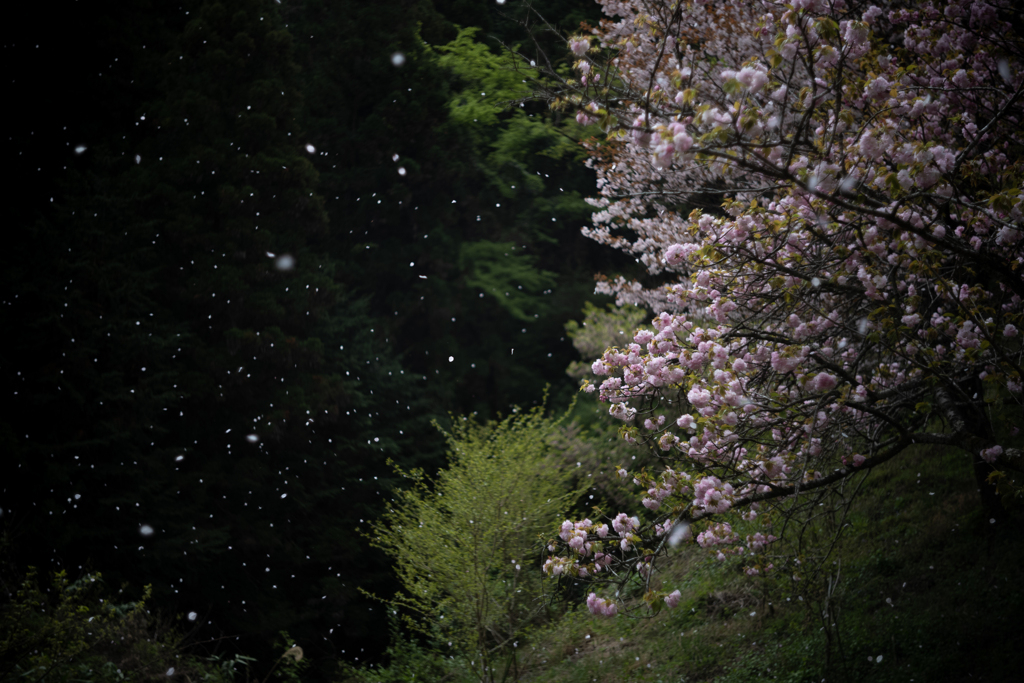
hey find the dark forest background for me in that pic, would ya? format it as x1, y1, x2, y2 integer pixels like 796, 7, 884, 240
1, 0, 632, 677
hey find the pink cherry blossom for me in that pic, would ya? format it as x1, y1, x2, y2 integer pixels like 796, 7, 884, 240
544, 0, 1023, 615
980, 445, 1003, 464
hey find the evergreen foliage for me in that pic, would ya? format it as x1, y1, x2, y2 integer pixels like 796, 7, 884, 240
3, 0, 425, 672
289, 2, 626, 419
0, 567, 230, 682
3, 0, 630, 676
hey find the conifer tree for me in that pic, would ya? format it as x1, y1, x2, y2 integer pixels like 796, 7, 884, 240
4, 0, 421, 668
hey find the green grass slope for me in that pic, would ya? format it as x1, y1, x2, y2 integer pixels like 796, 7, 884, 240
520, 445, 1023, 683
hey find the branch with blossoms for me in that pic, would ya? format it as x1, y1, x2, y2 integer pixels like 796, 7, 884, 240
534, 0, 1024, 618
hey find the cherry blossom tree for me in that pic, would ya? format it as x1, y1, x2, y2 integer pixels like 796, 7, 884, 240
540, 0, 1024, 616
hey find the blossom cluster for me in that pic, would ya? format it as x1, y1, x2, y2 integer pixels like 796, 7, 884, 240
547, 0, 1024, 615
586, 592, 619, 617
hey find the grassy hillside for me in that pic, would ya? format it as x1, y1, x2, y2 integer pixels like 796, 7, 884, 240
346, 442, 1024, 683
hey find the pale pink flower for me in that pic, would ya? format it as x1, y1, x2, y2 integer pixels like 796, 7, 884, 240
811, 372, 838, 392
770, 352, 800, 374
858, 131, 885, 161
863, 76, 890, 100
980, 445, 1003, 463
570, 39, 589, 56
863, 5, 883, 23
687, 386, 712, 407
736, 66, 769, 93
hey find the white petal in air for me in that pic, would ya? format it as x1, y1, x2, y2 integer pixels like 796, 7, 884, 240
999, 59, 1012, 84
668, 521, 690, 547
391, 52, 406, 67
139, 525, 154, 537
275, 254, 295, 271
305, 144, 316, 154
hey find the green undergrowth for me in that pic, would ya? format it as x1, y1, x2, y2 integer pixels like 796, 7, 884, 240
347, 444, 1024, 682
516, 445, 1024, 683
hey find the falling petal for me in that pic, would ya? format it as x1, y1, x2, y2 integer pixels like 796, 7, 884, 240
275, 254, 295, 271
391, 52, 405, 67
668, 522, 691, 547
998, 59, 1011, 83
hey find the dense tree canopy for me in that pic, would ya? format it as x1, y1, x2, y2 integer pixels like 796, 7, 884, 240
2, 0, 619, 676
4, 0, 434, 663
542, 0, 1024, 614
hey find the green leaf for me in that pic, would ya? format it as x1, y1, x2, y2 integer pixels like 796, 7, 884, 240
459, 241, 557, 321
